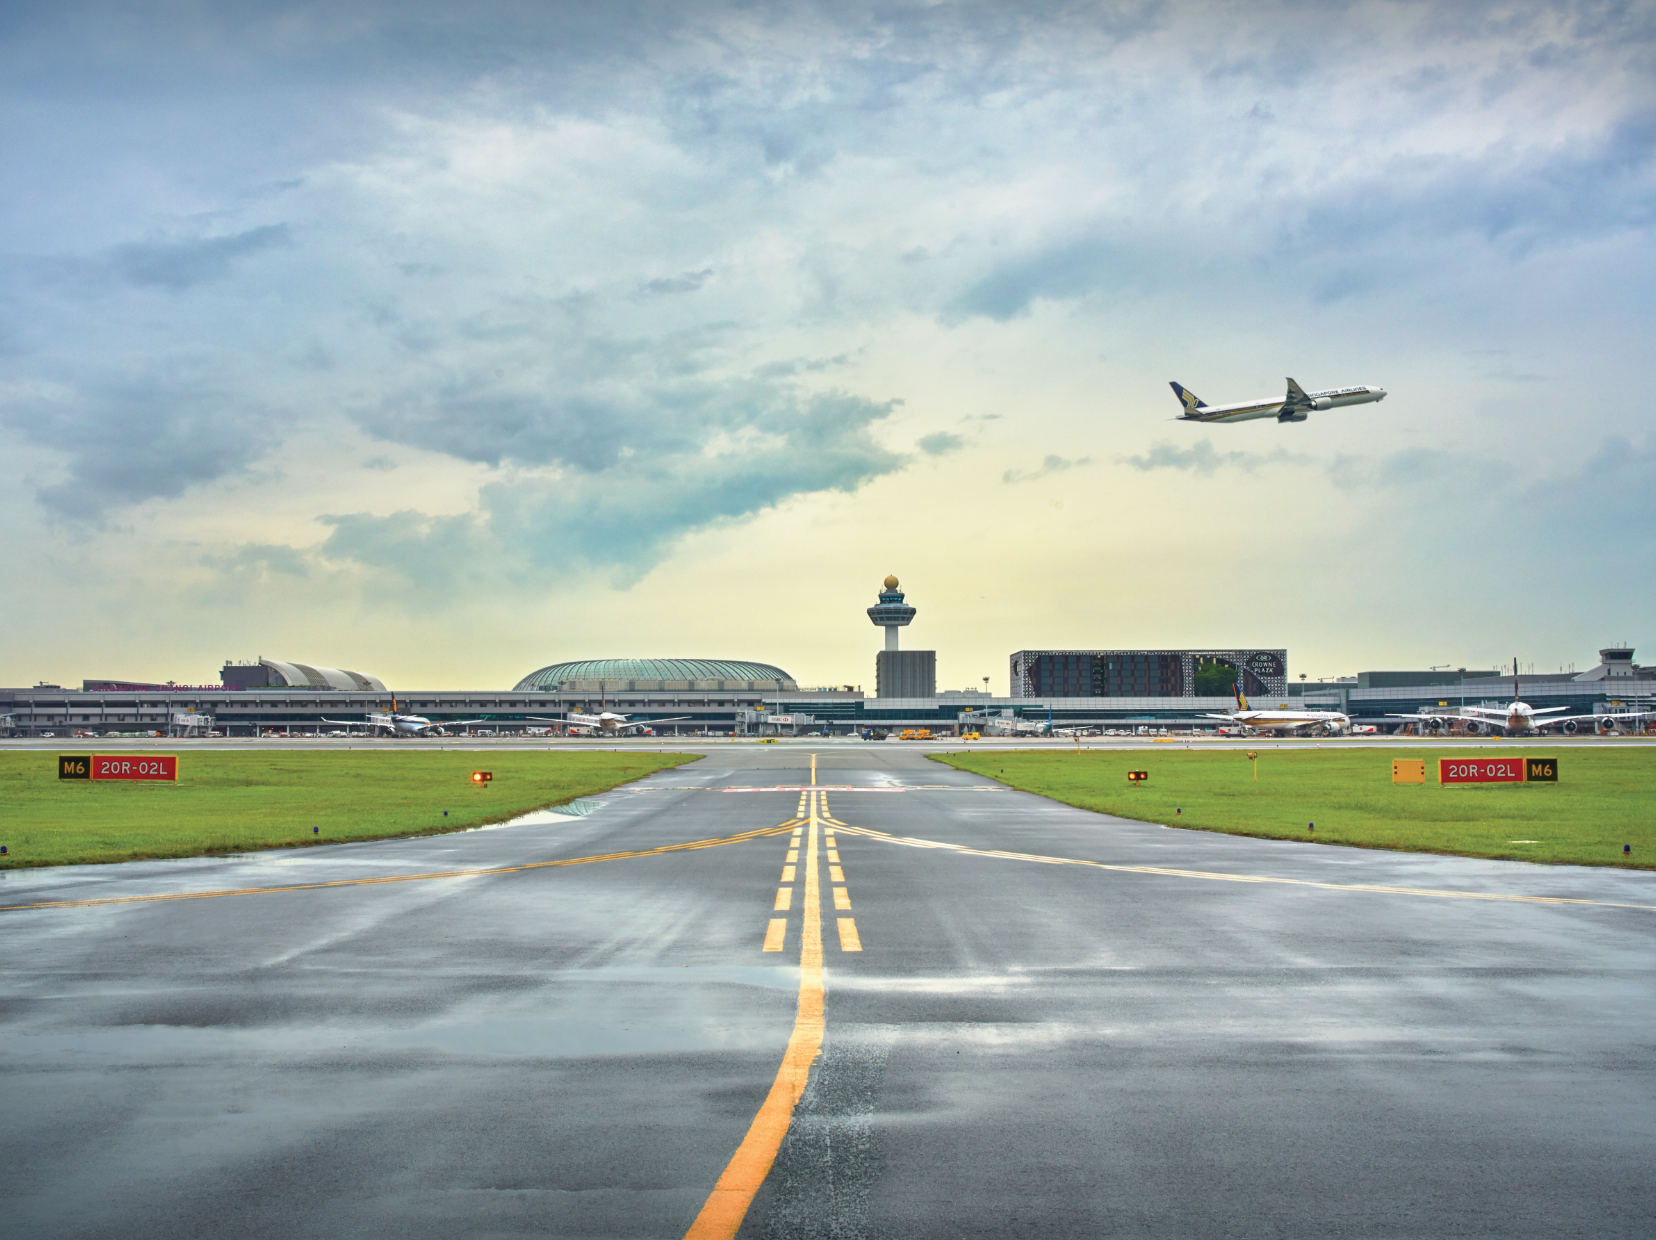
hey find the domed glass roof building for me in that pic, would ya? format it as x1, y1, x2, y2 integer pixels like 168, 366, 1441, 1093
514, 658, 797, 692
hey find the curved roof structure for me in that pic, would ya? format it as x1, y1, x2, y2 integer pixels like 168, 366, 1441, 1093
260, 660, 386, 692
514, 658, 795, 691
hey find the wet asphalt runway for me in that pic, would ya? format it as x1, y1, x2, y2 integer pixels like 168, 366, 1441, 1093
2, 745, 1654, 1238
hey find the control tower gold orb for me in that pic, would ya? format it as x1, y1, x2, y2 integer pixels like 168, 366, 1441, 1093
867, 574, 917, 652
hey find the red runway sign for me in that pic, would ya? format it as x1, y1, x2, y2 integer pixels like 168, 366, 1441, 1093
1439, 757, 1525, 784
74, 755, 178, 782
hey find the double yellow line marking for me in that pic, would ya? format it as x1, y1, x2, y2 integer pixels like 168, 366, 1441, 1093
686, 761, 829, 1238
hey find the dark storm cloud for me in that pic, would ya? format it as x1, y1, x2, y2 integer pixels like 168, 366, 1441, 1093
949, 238, 1127, 322
643, 268, 713, 295
917, 431, 964, 455
1, 367, 279, 521
316, 389, 907, 588
108, 225, 292, 290
353, 321, 868, 476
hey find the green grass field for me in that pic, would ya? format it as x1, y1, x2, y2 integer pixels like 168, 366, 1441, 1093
0, 750, 700, 868
931, 747, 1656, 870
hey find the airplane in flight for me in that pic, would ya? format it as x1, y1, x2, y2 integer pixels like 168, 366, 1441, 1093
1170, 377, 1386, 424
526, 710, 692, 736
1388, 660, 1656, 736
1203, 688, 1354, 735
323, 699, 490, 737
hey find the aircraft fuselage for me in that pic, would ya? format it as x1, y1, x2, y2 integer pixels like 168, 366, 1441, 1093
1182, 385, 1385, 424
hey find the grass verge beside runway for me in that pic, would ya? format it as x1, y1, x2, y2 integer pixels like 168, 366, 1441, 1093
932, 747, 1656, 869
0, 750, 700, 868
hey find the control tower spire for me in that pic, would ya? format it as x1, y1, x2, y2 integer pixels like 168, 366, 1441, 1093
867, 574, 917, 652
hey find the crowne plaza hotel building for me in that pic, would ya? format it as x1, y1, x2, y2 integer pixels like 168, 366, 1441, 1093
1010, 649, 1289, 700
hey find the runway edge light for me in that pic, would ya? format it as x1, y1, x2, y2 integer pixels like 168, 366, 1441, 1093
471, 771, 493, 785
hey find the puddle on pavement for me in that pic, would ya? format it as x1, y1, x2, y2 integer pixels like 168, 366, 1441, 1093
380, 964, 801, 1057
465, 797, 605, 831
11, 966, 800, 1062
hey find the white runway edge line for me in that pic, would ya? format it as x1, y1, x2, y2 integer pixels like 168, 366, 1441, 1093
828, 825, 1656, 914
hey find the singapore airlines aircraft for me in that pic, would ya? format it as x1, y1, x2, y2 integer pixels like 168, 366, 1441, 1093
1171, 377, 1386, 424
323, 699, 490, 737
1203, 687, 1354, 735
1388, 660, 1656, 736
527, 710, 692, 736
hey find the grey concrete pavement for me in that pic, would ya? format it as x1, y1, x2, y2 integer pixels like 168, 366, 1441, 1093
2, 746, 1653, 1238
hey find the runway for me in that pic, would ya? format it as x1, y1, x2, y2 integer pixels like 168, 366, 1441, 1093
2, 746, 1653, 1238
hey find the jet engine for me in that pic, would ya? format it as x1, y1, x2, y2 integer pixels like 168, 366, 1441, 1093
1562, 720, 1578, 735
1464, 720, 1483, 736
1599, 719, 1621, 735
1310, 397, 1335, 410
1277, 409, 1309, 423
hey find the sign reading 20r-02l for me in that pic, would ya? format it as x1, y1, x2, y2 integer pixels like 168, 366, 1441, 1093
1438, 757, 1556, 785
59, 755, 178, 782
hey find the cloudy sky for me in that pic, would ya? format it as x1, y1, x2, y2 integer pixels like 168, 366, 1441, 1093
2, 0, 1652, 692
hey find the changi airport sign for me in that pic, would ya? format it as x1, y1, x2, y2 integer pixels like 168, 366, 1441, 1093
1439, 757, 1557, 785
59, 755, 178, 782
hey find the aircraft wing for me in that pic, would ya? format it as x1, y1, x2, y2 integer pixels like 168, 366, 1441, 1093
614, 716, 693, 731
434, 719, 489, 727
1390, 707, 1507, 722
1535, 710, 1656, 729
321, 717, 391, 728
1284, 377, 1312, 408
525, 715, 605, 729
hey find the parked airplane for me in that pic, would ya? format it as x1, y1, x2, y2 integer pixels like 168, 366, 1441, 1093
526, 710, 692, 736
1203, 688, 1353, 735
1170, 377, 1386, 424
1388, 660, 1655, 736
323, 699, 488, 737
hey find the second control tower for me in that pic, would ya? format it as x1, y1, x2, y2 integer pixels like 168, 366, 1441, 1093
867, 574, 935, 697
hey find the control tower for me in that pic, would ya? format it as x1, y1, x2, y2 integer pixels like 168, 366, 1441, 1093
867, 574, 917, 651
868, 574, 935, 698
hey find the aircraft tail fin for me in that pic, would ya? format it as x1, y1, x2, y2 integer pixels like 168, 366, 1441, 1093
1235, 684, 1251, 712
1170, 381, 1207, 417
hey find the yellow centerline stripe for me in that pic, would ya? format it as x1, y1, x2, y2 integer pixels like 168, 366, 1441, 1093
837, 917, 862, 951
686, 776, 825, 1238
0, 825, 794, 913
829, 824, 1656, 913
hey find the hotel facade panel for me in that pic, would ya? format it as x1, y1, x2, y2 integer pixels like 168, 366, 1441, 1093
1010, 649, 1289, 700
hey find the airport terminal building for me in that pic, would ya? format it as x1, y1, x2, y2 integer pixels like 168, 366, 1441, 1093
3, 582, 1650, 738
0, 658, 861, 738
